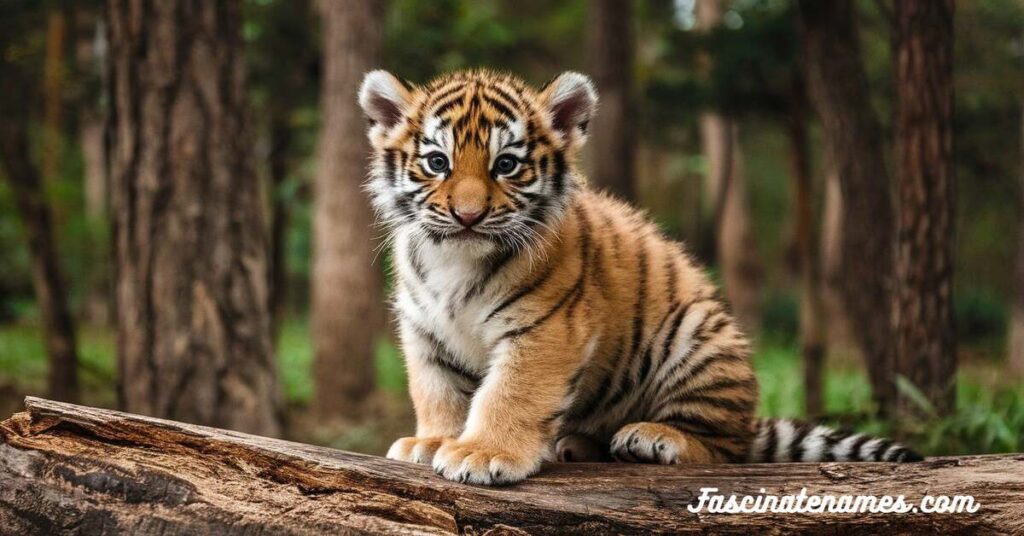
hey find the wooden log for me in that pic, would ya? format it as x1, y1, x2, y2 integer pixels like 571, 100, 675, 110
1, 397, 1022, 535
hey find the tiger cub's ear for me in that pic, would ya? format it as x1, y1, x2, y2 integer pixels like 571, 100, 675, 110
540, 72, 598, 146
358, 70, 413, 132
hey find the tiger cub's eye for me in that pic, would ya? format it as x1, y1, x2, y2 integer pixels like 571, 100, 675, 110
425, 152, 449, 174
493, 155, 519, 176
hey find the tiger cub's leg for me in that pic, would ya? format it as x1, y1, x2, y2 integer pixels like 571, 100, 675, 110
432, 332, 589, 485
387, 322, 475, 465
610, 306, 758, 464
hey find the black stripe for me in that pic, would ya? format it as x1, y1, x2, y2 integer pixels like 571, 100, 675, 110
636, 302, 682, 387
658, 302, 689, 365
565, 205, 593, 320
659, 412, 737, 438
564, 365, 613, 421
762, 420, 778, 462
707, 440, 743, 462
821, 429, 837, 462
849, 434, 873, 461
672, 393, 756, 414
627, 237, 650, 361
488, 83, 523, 111
384, 149, 398, 186
405, 319, 481, 387
665, 251, 678, 305
869, 439, 893, 461
661, 349, 746, 397
482, 95, 516, 121
499, 276, 584, 340
692, 376, 757, 395
427, 83, 464, 109
432, 92, 466, 118
551, 151, 567, 198
486, 262, 557, 321
790, 422, 812, 462
461, 249, 515, 305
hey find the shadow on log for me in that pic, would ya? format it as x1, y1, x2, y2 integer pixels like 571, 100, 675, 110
1, 397, 1023, 534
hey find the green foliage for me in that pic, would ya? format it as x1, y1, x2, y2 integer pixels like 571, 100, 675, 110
955, 289, 1007, 352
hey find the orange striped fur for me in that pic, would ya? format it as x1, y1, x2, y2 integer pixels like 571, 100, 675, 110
358, 69, 920, 485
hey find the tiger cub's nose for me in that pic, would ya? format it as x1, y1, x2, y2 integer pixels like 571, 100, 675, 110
452, 207, 486, 228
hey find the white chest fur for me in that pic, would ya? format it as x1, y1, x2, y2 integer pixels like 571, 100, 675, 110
393, 230, 511, 372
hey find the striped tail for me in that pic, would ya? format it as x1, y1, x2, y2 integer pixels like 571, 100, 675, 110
747, 418, 923, 463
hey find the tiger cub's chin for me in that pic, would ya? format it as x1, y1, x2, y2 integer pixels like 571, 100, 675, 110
359, 69, 922, 485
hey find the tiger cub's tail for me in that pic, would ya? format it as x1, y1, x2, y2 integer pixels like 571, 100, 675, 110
747, 418, 923, 463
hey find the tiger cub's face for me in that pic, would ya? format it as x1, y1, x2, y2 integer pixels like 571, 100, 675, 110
359, 70, 597, 253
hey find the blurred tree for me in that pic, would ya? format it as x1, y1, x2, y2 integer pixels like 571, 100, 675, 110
586, 0, 636, 201
1009, 12, 1024, 378
108, 0, 281, 435
892, 0, 957, 418
695, 0, 762, 335
785, 71, 826, 417
0, 0, 80, 404
73, 4, 111, 326
1014, 96, 1024, 377
797, 0, 897, 414
245, 0, 320, 339
312, 0, 385, 418
42, 6, 67, 187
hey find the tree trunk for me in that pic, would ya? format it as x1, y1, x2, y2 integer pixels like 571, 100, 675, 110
717, 128, 762, 334
696, 0, 762, 334
0, 125, 80, 405
312, 0, 385, 418
585, 0, 636, 202
42, 7, 66, 186
892, 0, 957, 418
107, 0, 281, 436
819, 151, 859, 357
787, 78, 826, 417
797, 0, 897, 414
76, 12, 112, 326
267, 109, 291, 342
1012, 100, 1024, 378
3, 397, 1023, 535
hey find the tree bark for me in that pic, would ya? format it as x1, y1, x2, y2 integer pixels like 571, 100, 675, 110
797, 0, 897, 414
585, 0, 636, 202
2, 398, 1023, 535
696, 0, 762, 335
0, 124, 80, 405
107, 0, 281, 436
1012, 99, 1024, 378
786, 78, 826, 417
312, 0, 385, 418
892, 0, 957, 418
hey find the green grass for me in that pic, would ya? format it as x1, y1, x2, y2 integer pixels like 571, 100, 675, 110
276, 318, 406, 406
0, 318, 405, 408
1, 320, 1021, 455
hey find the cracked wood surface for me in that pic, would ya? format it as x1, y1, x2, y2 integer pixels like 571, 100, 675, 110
1, 397, 1022, 535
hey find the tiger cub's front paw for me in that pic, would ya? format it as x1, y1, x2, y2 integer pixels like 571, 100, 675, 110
432, 439, 541, 485
386, 436, 450, 465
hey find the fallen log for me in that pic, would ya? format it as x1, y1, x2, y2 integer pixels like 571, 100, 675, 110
0, 397, 1022, 535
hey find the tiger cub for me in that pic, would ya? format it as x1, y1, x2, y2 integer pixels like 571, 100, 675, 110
358, 69, 921, 485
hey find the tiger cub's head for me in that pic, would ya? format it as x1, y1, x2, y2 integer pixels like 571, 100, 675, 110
358, 69, 597, 252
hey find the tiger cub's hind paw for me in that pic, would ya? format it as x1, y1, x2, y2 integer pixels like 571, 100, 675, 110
609, 423, 687, 464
